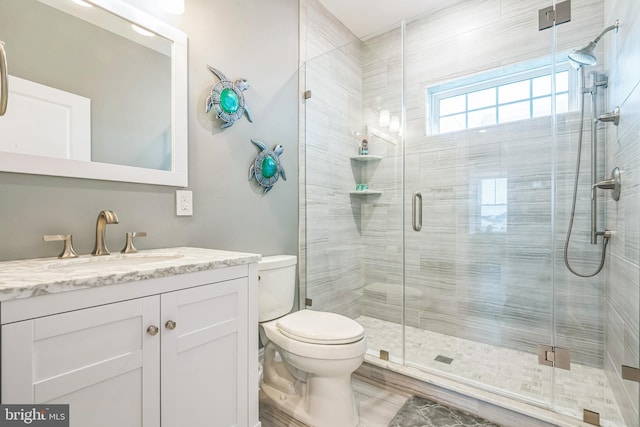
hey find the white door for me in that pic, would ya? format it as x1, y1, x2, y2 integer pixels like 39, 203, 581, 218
1, 296, 160, 427
160, 279, 248, 427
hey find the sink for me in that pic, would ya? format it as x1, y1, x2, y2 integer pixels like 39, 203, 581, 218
49, 253, 184, 272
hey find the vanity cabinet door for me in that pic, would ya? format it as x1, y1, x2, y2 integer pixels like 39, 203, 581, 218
1, 296, 161, 427
160, 278, 248, 427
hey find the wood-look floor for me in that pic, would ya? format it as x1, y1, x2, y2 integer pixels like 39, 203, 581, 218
259, 375, 410, 427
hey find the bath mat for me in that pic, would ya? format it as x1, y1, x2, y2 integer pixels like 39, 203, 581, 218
388, 395, 500, 427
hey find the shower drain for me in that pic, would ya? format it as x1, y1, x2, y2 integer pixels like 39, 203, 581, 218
434, 355, 453, 365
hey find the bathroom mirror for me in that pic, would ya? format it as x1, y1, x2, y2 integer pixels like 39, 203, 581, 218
0, 0, 188, 186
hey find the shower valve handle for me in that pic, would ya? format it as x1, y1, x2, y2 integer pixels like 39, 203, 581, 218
591, 180, 615, 200
598, 106, 620, 126
591, 167, 621, 201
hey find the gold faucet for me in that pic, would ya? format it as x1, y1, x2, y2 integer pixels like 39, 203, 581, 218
92, 210, 120, 256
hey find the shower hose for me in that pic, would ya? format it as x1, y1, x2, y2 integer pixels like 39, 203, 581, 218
563, 69, 609, 278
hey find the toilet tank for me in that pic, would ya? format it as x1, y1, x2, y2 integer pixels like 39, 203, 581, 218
258, 255, 297, 322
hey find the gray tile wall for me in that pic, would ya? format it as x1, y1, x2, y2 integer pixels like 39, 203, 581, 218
603, 0, 640, 424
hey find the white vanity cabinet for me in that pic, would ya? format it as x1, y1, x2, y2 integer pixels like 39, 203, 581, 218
161, 277, 249, 427
2, 296, 161, 427
0, 255, 259, 427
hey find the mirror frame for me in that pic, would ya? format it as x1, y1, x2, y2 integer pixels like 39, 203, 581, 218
0, 0, 188, 187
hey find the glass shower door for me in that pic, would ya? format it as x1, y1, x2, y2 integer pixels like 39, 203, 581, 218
302, 23, 405, 360
401, 1, 557, 409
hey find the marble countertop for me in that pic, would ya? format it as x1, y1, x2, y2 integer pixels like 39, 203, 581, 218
0, 247, 261, 302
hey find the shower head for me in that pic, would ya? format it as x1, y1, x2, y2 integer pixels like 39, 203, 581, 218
568, 21, 619, 68
568, 41, 598, 66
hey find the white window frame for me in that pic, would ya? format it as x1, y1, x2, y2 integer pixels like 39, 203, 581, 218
426, 62, 578, 135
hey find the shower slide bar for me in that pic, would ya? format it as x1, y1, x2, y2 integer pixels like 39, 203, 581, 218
587, 73, 621, 244
588, 73, 608, 244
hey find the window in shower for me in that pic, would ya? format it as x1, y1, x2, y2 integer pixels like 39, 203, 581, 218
479, 177, 507, 233
427, 63, 574, 135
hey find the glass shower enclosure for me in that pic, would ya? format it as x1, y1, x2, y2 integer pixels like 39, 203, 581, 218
301, 0, 639, 426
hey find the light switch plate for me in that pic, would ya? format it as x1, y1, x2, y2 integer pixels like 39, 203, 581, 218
176, 190, 193, 216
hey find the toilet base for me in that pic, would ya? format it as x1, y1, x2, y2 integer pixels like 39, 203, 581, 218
261, 376, 359, 427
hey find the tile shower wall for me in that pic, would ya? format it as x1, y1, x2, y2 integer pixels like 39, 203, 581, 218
302, 0, 405, 320
603, 0, 640, 425
357, 0, 609, 368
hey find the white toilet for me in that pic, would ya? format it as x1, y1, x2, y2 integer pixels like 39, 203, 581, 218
258, 255, 367, 427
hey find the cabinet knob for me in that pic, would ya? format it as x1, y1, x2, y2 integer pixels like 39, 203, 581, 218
165, 320, 177, 330
146, 325, 159, 336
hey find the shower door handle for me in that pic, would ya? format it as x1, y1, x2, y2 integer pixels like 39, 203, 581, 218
412, 192, 422, 231
0, 41, 7, 116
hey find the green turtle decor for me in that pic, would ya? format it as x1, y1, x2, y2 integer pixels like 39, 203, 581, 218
205, 65, 253, 129
249, 138, 286, 193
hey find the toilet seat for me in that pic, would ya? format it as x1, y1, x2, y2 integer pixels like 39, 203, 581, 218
261, 313, 367, 360
277, 310, 365, 344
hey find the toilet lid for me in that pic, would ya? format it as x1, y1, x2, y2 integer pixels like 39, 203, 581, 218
276, 310, 365, 344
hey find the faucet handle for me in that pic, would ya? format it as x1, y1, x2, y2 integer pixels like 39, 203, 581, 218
44, 234, 79, 259
121, 231, 147, 254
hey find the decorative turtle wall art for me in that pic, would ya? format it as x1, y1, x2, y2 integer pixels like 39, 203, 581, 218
205, 65, 253, 129
249, 138, 286, 194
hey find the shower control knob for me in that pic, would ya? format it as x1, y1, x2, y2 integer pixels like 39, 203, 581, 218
146, 325, 159, 336
165, 320, 177, 330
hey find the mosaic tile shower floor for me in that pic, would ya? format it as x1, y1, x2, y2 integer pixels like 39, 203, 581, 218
357, 316, 626, 427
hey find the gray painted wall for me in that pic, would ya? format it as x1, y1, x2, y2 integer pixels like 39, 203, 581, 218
0, 0, 299, 262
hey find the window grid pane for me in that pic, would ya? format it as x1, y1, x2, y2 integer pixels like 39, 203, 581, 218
433, 66, 574, 134
468, 88, 496, 110
481, 179, 496, 205
440, 114, 466, 133
468, 107, 497, 129
498, 80, 530, 104
556, 71, 569, 92
499, 100, 530, 123
495, 178, 507, 204
440, 94, 466, 116
480, 178, 508, 233
556, 93, 569, 113
532, 75, 552, 97
532, 96, 551, 117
